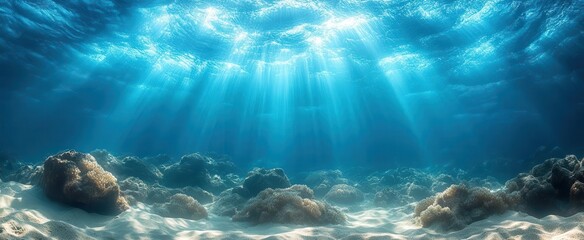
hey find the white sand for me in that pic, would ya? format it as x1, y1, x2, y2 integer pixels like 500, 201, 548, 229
2, 181, 584, 240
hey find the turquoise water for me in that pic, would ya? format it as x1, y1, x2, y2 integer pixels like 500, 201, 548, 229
1, 0, 583, 176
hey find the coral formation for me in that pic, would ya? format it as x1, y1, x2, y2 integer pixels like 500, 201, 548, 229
414, 185, 512, 231
154, 193, 208, 220
233, 185, 346, 225
241, 168, 291, 197
40, 150, 129, 215
324, 184, 364, 205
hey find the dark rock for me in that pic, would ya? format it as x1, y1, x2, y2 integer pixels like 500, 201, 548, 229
161, 153, 237, 193
505, 155, 584, 217
90, 150, 162, 183
242, 168, 291, 197
570, 180, 584, 205
41, 150, 129, 215
211, 187, 248, 217
550, 164, 573, 199
115, 156, 162, 183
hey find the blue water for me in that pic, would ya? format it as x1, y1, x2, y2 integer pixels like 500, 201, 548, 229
1, 0, 583, 175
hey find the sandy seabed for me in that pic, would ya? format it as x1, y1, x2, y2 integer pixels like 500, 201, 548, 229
2, 181, 584, 240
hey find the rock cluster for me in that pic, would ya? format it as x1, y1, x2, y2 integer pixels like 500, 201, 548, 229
505, 155, 584, 217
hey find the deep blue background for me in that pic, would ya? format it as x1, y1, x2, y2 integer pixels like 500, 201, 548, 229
1, 0, 583, 176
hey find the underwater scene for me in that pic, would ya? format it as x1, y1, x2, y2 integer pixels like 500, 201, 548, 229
1, 0, 584, 239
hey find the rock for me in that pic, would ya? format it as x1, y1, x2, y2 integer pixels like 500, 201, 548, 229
207, 173, 240, 194
154, 193, 207, 220
118, 177, 149, 205
505, 155, 584, 217
570, 180, 584, 205
114, 156, 162, 183
242, 168, 291, 197
90, 150, 162, 183
415, 185, 512, 231
550, 164, 574, 199
181, 186, 215, 204
324, 184, 364, 205
233, 185, 345, 225
89, 149, 117, 166
41, 150, 129, 215
162, 153, 236, 193
211, 187, 248, 217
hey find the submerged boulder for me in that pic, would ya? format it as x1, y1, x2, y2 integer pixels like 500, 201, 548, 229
154, 193, 207, 220
211, 187, 248, 217
324, 184, 364, 205
415, 185, 512, 231
505, 155, 584, 217
90, 150, 162, 183
570, 180, 584, 206
233, 185, 345, 225
161, 153, 237, 193
113, 156, 162, 183
41, 150, 129, 215
242, 168, 291, 197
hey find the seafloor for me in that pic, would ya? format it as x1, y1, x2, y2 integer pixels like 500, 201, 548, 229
1, 150, 584, 240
